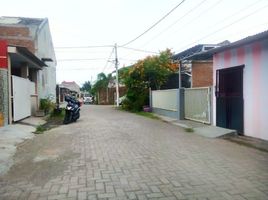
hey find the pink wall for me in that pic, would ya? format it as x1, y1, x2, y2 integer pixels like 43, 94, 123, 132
213, 40, 268, 140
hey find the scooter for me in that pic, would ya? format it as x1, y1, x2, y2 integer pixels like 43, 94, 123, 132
63, 96, 81, 124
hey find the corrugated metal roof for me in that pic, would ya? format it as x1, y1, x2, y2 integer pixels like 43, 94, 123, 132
0, 16, 45, 26
208, 29, 268, 54
172, 44, 222, 61
186, 30, 268, 60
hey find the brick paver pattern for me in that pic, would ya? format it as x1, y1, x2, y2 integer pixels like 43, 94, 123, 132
0, 106, 268, 200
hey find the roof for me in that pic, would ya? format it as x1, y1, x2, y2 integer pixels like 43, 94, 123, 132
59, 81, 80, 93
186, 30, 268, 60
172, 44, 221, 61
8, 45, 47, 69
0, 16, 45, 26
209, 29, 268, 54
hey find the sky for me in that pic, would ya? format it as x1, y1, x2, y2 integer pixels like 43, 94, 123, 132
1, 0, 268, 86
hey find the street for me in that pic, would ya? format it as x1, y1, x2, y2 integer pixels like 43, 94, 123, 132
0, 105, 268, 200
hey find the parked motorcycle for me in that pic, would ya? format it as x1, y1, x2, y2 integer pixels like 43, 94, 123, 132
63, 96, 81, 124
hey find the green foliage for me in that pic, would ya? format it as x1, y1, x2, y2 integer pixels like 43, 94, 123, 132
135, 111, 159, 120
122, 49, 177, 111
91, 73, 113, 101
81, 81, 92, 92
49, 108, 65, 119
184, 127, 194, 133
35, 124, 47, 134
40, 98, 55, 115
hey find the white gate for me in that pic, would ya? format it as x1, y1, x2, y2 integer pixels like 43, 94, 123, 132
12, 76, 33, 121
184, 87, 211, 124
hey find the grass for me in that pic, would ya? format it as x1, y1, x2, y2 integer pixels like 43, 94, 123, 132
116, 106, 159, 120
35, 124, 47, 134
135, 111, 160, 120
184, 127, 194, 133
34, 108, 65, 134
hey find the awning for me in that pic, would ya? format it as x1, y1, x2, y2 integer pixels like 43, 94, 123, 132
8, 45, 47, 70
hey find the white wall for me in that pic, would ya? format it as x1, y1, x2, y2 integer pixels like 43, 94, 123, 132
30, 19, 57, 102
152, 89, 178, 111
213, 39, 268, 140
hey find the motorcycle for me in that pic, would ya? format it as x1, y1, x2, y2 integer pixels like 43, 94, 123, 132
63, 96, 81, 124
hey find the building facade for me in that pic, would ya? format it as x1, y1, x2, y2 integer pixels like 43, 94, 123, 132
212, 31, 268, 140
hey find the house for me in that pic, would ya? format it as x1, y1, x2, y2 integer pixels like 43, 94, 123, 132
172, 43, 229, 88
211, 30, 268, 141
0, 16, 56, 125
150, 44, 225, 122
189, 30, 268, 140
59, 81, 81, 103
0, 16, 57, 99
0, 41, 47, 125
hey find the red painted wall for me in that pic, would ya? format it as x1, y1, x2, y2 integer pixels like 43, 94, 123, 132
0, 40, 8, 69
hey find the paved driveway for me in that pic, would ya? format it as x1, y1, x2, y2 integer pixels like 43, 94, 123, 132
0, 105, 268, 200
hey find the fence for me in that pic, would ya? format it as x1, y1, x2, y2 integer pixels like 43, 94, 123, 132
184, 87, 211, 124
151, 89, 181, 119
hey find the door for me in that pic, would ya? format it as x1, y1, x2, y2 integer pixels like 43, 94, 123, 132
216, 65, 244, 134
12, 75, 31, 121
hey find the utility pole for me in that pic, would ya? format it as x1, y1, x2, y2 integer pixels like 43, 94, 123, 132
115, 43, 119, 107
179, 60, 182, 89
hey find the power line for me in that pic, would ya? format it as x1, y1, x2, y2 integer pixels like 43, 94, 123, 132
118, 46, 159, 54
55, 45, 113, 49
102, 47, 115, 72
140, 0, 209, 47
57, 58, 107, 61
121, 0, 186, 47
176, 1, 268, 52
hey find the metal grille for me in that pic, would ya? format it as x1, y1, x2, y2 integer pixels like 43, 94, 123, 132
184, 87, 211, 124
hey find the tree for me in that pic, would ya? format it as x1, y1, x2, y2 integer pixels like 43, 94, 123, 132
91, 73, 113, 103
122, 49, 177, 111
81, 81, 91, 92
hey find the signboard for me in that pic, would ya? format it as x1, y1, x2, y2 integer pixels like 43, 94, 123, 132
0, 40, 8, 68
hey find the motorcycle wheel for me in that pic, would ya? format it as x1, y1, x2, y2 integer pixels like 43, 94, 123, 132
63, 112, 72, 124
74, 112, 80, 122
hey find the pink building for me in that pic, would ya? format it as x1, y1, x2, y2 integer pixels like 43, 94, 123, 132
212, 31, 268, 140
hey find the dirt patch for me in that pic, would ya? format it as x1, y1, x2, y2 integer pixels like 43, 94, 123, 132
1, 127, 79, 186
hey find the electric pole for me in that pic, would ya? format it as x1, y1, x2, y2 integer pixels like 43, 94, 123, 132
115, 43, 119, 107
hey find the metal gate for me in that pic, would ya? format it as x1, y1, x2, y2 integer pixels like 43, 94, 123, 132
12, 75, 33, 121
184, 87, 211, 124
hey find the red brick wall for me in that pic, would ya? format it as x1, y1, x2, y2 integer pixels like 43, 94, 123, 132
0, 27, 29, 37
192, 61, 213, 87
0, 26, 35, 53
98, 87, 127, 105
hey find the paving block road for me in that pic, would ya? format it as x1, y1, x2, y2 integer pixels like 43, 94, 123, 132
0, 105, 268, 200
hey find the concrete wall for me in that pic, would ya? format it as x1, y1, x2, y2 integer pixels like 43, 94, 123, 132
34, 20, 57, 101
152, 89, 178, 111
192, 61, 213, 87
213, 39, 268, 140
0, 69, 8, 125
151, 89, 184, 120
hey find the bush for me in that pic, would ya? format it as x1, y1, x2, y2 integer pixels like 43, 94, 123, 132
40, 98, 55, 115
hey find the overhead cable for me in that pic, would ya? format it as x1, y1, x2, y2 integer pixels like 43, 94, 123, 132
55, 45, 113, 49
102, 47, 115, 72
118, 46, 159, 54
176, 2, 268, 52
121, 0, 186, 47
141, 0, 209, 47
